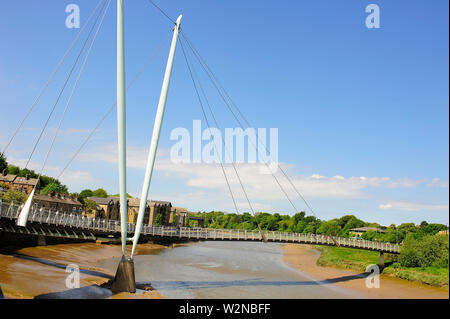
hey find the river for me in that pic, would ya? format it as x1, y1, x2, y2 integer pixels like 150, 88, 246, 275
98, 241, 362, 299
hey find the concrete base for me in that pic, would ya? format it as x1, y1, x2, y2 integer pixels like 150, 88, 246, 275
110, 256, 136, 294
378, 252, 385, 270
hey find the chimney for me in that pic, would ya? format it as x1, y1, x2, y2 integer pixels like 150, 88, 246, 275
2, 169, 6, 176
26, 174, 30, 180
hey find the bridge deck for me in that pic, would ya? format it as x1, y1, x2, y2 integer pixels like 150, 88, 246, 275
0, 202, 400, 253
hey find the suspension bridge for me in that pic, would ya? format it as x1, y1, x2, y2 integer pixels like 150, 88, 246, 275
1, 0, 397, 294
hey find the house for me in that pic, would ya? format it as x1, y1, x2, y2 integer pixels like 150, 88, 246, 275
0, 170, 39, 195
33, 193, 83, 214
0, 170, 16, 190
87, 197, 174, 226
85, 196, 120, 220
171, 207, 188, 227
349, 227, 386, 237
12, 175, 39, 194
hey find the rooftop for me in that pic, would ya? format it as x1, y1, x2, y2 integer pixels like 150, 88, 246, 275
34, 194, 82, 206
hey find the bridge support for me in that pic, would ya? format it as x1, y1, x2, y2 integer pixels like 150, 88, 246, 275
37, 235, 46, 246
378, 251, 384, 270
111, 256, 136, 294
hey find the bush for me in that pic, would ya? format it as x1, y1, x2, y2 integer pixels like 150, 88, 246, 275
0, 190, 27, 204
399, 234, 449, 268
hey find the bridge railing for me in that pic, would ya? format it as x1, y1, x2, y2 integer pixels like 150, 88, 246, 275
0, 201, 400, 253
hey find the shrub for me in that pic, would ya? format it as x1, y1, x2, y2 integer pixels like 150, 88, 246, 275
399, 234, 449, 268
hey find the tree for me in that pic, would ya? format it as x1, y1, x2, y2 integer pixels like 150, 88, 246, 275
154, 213, 163, 226
0, 153, 7, 173
92, 188, 108, 198
399, 234, 449, 268
84, 199, 98, 216
18, 168, 38, 178
0, 190, 27, 204
42, 183, 68, 196
7, 165, 20, 175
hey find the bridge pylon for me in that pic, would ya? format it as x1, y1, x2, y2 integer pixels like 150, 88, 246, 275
111, 256, 136, 294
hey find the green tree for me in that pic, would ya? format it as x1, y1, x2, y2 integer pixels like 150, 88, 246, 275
84, 199, 98, 215
42, 183, 68, 196
0, 190, 27, 204
154, 213, 163, 226
0, 153, 7, 173
92, 188, 108, 198
7, 165, 20, 175
399, 234, 449, 268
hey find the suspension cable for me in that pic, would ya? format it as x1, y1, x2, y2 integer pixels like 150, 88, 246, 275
49, 32, 172, 185
1, 0, 105, 155
180, 37, 268, 241
182, 32, 317, 217
146, 0, 176, 25
179, 38, 240, 216
180, 32, 305, 216
38, 0, 112, 183
23, 0, 109, 171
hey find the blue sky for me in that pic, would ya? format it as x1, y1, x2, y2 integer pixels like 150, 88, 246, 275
0, 0, 448, 226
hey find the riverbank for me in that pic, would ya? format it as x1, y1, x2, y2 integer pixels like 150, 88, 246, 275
282, 244, 449, 299
315, 245, 449, 288
0, 242, 166, 299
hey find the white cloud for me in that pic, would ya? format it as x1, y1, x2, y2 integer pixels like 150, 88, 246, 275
76, 144, 431, 202
427, 178, 449, 188
379, 201, 449, 212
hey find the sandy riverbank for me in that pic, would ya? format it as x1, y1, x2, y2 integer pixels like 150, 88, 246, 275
282, 244, 449, 299
0, 242, 166, 299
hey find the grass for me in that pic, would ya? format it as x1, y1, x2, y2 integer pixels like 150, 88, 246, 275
314, 246, 449, 288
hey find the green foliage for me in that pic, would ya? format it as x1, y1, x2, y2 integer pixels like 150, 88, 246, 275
0, 190, 27, 204
92, 188, 108, 198
84, 199, 98, 214
154, 213, 163, 226
399, 234, 449, 268
41, 183, 69, 196
111, 193, 133, 198
316, 245, 449, 287
0, 153, 7, 173
6, 165, 20, 175
77, 189, 94, 205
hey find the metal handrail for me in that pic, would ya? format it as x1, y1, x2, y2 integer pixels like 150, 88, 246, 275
0, 202, 400, 253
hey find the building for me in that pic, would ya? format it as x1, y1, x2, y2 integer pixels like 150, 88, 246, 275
12, 175, 39, 194
171, 207, 188, 227
0, 170, 39, 195
0, 170, 17, 190
349, 227, 386, 237
33, 193, 83, 214
85, 196, 120, 220
87, 197, 174, 226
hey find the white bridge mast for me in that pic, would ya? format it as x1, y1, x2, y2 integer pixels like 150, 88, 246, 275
131, 15, 182, 257
117, 0, 128, 256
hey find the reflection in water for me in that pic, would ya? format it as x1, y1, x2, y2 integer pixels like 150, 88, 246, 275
99, 241, 363, 299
